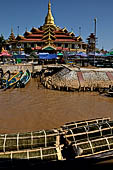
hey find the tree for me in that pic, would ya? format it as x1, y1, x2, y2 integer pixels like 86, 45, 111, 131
24, 47, 33, 55
0, 34, 6, 52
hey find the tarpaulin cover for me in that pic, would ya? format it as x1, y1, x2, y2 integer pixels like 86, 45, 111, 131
0, 51, 12, 57
39, 53, 57, 59
13, 55, 26, 59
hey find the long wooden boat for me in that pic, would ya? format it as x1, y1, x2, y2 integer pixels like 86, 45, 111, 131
16, 69, 31, 88
0, 70, 10, 89
5, 71, 23, 89
0, 117, 112, 168
107, 91, 113, 97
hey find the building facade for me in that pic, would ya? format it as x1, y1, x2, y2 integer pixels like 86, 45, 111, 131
8, 0, 87, 54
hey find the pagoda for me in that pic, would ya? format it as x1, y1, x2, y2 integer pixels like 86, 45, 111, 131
8, 28, 16, 42
8, 0, 87, 53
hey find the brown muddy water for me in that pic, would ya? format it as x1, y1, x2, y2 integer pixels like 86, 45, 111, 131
0, 78, 113, 134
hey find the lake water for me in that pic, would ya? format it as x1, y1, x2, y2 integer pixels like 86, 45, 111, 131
0, 78, 113, 134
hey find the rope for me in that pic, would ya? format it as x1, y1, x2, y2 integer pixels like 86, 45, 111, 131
27, 150, 29, 159
84, 126, 89, 140
96, 118, 99, 124
43, 130, 47, 147
11, 152, 13, 160
3, 134, 7, 152
40, 148, 43, 160
88, 140, 94, 154
105, 137, 110, 150
69, 129, 78, 149
97, 124, 102, 136
75, 122, 77, 128
69, 129, 75, 142
85, 121, 89, 126
106, 122, 113, 135
31, 132, 33, 148
17, 133, 19, 151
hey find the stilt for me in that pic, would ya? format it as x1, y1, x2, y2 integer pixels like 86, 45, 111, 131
67, 86, 69, 91
91, 86, 93, 92
58, 86, 60, 90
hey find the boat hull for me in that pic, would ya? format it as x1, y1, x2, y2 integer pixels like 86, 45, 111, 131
16, 69, 31, 88
5, 71, 23, 89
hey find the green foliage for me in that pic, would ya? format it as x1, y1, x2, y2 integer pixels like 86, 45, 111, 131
30, 51, 38, 58
0, 34, 6, 52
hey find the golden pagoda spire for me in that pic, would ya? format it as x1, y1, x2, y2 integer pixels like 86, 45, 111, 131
44, 0, 55, 26
8, 27, 15, 41
11, 27, 13, 33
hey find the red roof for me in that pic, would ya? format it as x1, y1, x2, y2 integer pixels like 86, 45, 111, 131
56, 47, 63, 50
63, 48, 69, 51
56, 47, 69, 51
27, 34, 43, 38
55, 35, 72, 38
0, 50, 12, 57
20, 39, 44, 42
54, 30, 65, 33
55, 39, 75, 42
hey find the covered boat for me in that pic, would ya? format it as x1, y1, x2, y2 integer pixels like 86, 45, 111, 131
16, 69, 31, 88
0, 117, 112, 168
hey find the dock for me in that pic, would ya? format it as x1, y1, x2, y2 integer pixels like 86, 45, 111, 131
40, 65, 113, 92
1, 63, 113, 92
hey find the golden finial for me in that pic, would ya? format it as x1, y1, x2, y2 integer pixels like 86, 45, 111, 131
44, 0, 55, 26
11, 27, 13, 33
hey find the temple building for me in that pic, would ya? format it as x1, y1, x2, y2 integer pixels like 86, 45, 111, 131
8, 0, 87, 53
87, 33, 96, 53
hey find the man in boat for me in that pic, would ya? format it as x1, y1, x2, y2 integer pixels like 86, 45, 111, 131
60, 134, 83, 160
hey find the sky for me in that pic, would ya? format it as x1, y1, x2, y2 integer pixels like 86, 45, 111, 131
0, 0, 113, 51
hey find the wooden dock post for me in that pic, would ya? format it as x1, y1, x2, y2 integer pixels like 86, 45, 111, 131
58, 86, 61, 90
66, 86, 69, 91
91, 86, 93, 92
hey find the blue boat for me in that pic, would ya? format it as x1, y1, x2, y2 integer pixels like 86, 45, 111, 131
5, 71, 23, 89
16, 69, 31, 88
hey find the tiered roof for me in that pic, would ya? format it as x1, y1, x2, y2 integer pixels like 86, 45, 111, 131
9, 0, 85, 51
8, 28, 16, 42
15, 26, 82, 44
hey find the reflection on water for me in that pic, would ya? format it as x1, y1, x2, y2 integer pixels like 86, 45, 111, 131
0, 78, 113, 133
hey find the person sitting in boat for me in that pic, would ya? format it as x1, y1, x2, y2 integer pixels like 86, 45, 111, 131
60, 134, 83, 160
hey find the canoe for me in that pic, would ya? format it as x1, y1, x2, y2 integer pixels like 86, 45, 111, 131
0, 70, 10, 89
5, 70, 23, 89
16, 69, 31, 88
107, 91, 113, 97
